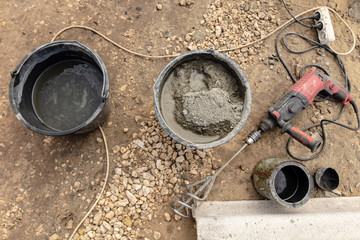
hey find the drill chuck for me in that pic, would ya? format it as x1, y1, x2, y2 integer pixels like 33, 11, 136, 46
247, 130, 262, 145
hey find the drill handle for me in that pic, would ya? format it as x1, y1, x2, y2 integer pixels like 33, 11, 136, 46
283, 125, 321, 153
323, 80, 353, 104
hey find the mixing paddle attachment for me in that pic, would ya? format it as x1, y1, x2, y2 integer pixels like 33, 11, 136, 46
172, 143, 249, 218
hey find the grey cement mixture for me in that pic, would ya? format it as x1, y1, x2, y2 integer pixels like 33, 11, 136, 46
166, 60, 244, 136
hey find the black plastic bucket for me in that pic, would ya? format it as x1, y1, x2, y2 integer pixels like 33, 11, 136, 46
253, 158, 314, 208
9, 41, 110, 135
153, 50, 251, 149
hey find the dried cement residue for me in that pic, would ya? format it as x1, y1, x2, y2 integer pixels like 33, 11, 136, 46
165, 60, 244, 136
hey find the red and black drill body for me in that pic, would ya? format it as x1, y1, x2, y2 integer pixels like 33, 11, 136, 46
258, 67, 353, 152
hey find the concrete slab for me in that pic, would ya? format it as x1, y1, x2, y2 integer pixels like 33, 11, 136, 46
193, 197, 360, 240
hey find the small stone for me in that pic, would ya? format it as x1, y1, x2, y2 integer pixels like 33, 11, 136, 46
154, 231, 161, 240
65, 219, 73, 230
164, 213, 171, 222
152, 135, 160, 143
156, 160, 164, 170
93, 210, 103, 225
49, 234, 60, 240
133, 139, 145, 149
142, 186, 151, 196
115, 207, 123, 216
332, 189, 342, 195
14, 210, 23, 220
115, 199, 129, 207
97, 137, 103, 143
196, 150, 206, 159
151, 150, 159, 157
110, 195, 118, 202
215, 26, 222, 37
124, 216, 132, 227
356, 183, 360, 188
143, 180, 151, 186
126, 190, 137, 205
103, 220, 112, 231
240, 47, 248, 53
268, 59, 275, 65
115, 168, 122, 176
131, 171, 138, 178
179, 0, 186, 6
120, 147, 127, 154
73, 181, 81, 190
176, 156, 185, 163
258, 12, 265, 19
110, 184, 119, 196
113, 145, 120, 154
156, 3, 163, 10
87, 231, 96, 238
187, 45, 197, 51
122, 151, 130, 160
105, 211, 115, 219
143, 172, 152, 180
161, 187, 169, 195
170, 177, 177, 184
135, 116, 141, 123
123, 127, 129, 133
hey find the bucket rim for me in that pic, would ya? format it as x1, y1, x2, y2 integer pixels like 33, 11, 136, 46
153, 49, 252, 149
9, 40, 110, 136
269, 161, 314, 208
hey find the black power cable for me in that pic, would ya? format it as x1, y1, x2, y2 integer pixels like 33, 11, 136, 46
282, 0, 322, 29
275, 14, 360, 161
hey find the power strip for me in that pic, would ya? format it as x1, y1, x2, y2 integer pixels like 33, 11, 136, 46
314, 7, 335, 45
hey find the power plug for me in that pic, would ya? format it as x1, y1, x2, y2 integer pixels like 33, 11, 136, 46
314, 7, 335, 45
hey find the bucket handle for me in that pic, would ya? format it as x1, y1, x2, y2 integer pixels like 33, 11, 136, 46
11, 41, 110, 102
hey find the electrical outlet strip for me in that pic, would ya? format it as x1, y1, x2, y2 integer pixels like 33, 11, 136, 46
315, 7, 335, 45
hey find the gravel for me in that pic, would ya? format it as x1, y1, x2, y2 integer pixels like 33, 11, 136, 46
72, 110, 216, 239
168, 0, 280, 66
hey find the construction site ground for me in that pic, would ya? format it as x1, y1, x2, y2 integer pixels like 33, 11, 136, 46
0, 0, 359, 239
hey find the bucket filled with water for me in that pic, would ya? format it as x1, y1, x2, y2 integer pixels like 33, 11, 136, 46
9, 41, 110, 135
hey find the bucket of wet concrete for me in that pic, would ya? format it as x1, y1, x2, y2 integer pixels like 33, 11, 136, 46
153, 50, 251, 149
253, 158, 314, 208
9, 41, 110, 135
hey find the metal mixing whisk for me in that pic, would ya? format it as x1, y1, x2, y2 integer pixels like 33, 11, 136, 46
172, 130, 261, 218
172, 143, 248, 218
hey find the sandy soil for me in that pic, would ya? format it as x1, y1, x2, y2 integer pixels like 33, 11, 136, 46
0, 0, 359, 239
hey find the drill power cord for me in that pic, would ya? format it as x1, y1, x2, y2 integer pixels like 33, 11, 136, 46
282, 0, 321, 29
69, 126, 110, 240
286, 101, 360, 161
51, 7, 355, 58
276, 9, 359, 161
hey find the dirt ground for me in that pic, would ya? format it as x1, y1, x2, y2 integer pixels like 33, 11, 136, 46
0, 0, 359, 239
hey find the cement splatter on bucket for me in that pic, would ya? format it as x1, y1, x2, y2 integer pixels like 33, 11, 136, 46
253, 158, 314, 208
9, 41, 110, 135
153, 50, 251, 149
